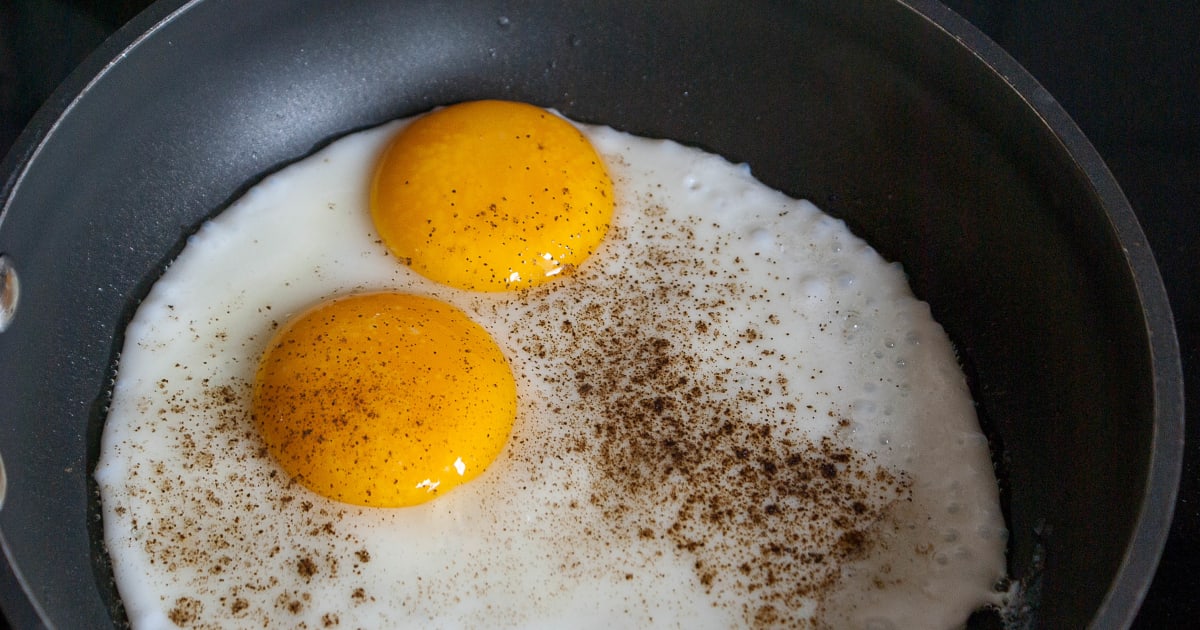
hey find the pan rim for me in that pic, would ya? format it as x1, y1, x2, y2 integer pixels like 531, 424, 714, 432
0, 1, 1184, 628
0, 2, 199, 626
898, 1, 1184, 626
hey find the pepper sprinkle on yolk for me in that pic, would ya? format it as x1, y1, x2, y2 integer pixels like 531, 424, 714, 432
252, 293, 517, 507
370, 100, 614, 292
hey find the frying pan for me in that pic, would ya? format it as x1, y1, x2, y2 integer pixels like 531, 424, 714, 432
0, 0, 1183, 627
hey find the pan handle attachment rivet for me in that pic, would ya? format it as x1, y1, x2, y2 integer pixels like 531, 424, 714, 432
0, 254, 17, 333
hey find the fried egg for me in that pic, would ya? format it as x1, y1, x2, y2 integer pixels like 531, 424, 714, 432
95, 103, 1008, 629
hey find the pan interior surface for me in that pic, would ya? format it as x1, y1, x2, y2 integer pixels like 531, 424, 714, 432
0, 0, 1180, 628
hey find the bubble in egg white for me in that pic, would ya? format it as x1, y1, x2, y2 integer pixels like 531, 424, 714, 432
96, 112, 1008, 629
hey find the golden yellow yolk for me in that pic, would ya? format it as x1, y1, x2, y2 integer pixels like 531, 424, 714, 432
370, 100, 614, 292
252, 293, 516, 507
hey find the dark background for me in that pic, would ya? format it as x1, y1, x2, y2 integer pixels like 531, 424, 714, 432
1, 0, 1195, 627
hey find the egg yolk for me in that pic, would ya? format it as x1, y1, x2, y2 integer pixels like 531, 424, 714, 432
370, 100, 614, 292
252, 293, 516, 507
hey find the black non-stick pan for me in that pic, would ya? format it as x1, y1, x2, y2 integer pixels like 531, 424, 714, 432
0, 0, 1183, 627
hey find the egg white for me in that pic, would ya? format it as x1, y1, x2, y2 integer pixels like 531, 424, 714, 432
96, 114, 1007, 629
